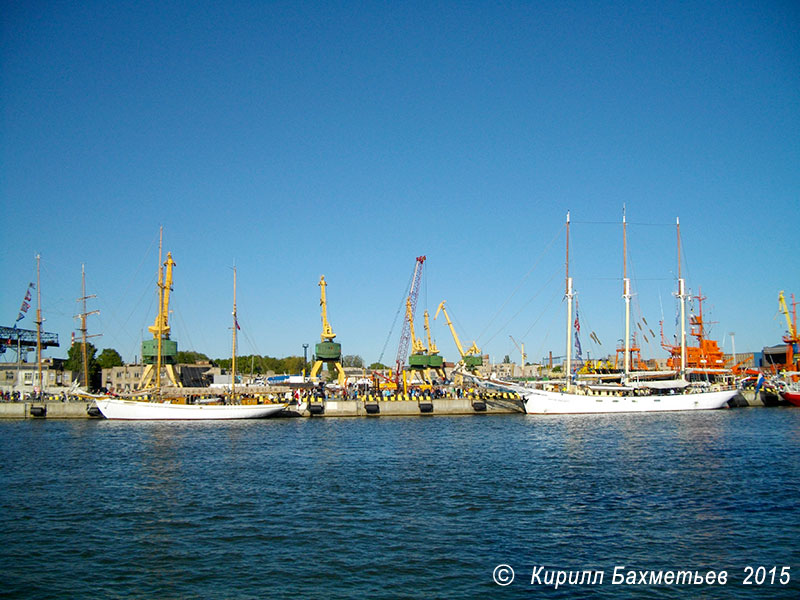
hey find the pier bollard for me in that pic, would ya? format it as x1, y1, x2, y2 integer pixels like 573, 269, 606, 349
308, 399, 325, 415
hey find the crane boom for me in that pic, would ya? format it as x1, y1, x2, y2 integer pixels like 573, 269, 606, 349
424, 309, 438, 354
509, 335, 526, 369
435, 301, 466, 357
779, 291, 798, 341
407, 298, 426, 354
147, 251, 175, 339
395, 256, 426, 378
319, 276, 335, 341
435, 300, 481, 370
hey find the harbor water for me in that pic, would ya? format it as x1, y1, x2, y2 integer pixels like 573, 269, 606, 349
2, 409, 799, 599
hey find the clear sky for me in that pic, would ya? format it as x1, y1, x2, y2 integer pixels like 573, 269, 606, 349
2, 1, 798, 369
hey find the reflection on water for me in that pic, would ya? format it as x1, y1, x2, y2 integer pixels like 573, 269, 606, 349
1, 409, 799, 599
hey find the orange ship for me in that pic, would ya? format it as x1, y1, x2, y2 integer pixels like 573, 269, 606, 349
661, 290, 741, 375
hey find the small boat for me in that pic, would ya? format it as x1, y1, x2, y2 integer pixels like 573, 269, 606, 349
781, 389, 800, 407
777, 379, 800, 407
498, 213, 738, 414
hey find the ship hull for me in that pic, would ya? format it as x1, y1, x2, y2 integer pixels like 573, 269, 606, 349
521, 388, 736, 414
780, 390, 800, 407
95, 397, 287, 420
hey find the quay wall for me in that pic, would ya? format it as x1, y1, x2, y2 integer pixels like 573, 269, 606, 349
302, 396, 521, 417
0, 402, 100, 418
0, 390, 780, 419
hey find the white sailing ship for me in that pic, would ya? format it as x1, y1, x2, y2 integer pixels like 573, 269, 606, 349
483, 212, 738, 414
95, 236, 286, 420
94, 396, 286, 420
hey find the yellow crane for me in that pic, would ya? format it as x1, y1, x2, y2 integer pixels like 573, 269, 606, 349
779, 291, 797, 341
310, 276, 346, 387
424, 309, 447, 380
406, 298, 430, 383
139, 231, 181, 389
509, 335, 526, 378
434, 301, 482, 373
778, 290, 799, 371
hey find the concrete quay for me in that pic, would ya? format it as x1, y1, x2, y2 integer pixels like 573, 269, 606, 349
0, 390, 779, 419
0, 401, 102, 419
0, 394, 523, 419
298, 394, 523, 417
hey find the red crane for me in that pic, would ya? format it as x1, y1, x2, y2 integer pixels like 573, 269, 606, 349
395, 255, 426, 383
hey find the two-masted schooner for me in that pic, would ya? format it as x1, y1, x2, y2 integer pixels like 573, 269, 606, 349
95, 233, 286, 420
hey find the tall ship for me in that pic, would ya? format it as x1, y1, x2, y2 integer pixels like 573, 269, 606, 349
95, 232, 286, 420
480, 212, 737, 414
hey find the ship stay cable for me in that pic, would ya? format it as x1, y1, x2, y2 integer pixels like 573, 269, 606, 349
95, 235, 161, 359
377, 268, 416, 366
481, 268, 560, 347
475, 225, 564, 345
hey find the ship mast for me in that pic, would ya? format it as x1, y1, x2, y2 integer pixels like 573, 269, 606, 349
76, 264, 100, 390
231, 265, 237, 401
35, 254, 43, 395
565, 211, 574, 391
677, 217, 687, 380
622, 208, 631, 383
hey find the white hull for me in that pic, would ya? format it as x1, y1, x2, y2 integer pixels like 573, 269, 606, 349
95, 397, 287, 420
521, 388, 737, 415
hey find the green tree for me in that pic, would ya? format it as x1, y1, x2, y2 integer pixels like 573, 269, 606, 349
503, 354, 511, 364
64, 342, 100, 390
368, 362, 388, 370
177, 350, 211, 364
97, 348, 123, 369
342, 355, 364, 368
212, 354, 306, 375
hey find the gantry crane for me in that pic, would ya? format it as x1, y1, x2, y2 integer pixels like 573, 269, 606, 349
139, 231, 181, 389
509, 335, 526, 379
424, 309, 447, 380
310, 276, 346, 387
778, 290, 799, 372
434, 301, 482, 378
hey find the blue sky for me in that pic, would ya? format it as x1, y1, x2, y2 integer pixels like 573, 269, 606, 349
2, 1, 798, 368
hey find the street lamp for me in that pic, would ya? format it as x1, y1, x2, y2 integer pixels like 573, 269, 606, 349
302, 343, 309, 381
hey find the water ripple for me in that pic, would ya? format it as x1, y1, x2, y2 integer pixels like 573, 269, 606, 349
1, 410, 799, 598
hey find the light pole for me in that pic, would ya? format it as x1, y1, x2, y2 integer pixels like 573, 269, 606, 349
729, 332, 736, 370
302, 343, 309, 381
